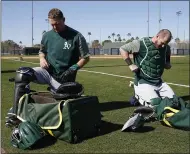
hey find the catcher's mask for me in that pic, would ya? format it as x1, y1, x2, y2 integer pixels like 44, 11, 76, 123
11, 121, 46, 150
121, 113, 145, 131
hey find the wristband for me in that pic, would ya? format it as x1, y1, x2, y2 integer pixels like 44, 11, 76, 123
70, 64, 80, 71
125, 58, 133, 66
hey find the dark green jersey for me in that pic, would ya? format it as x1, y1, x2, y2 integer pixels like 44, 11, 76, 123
39, 25, 90, 76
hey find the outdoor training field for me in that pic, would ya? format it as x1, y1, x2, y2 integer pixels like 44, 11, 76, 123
1, 55, 190, 153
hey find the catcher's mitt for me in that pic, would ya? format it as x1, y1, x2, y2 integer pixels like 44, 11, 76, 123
48, 82, 84, 100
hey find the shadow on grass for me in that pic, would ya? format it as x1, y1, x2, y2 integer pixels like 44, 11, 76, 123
81, 120, 123, 143
122, 126, 155, 133
98, 120, 123, 136
1, 70, 16, 73
99, 101, 133, 112
31, 135, 57, 150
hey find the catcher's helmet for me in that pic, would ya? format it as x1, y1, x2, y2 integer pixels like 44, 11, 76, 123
11, 121, 46, 150
121, 113, 145, 131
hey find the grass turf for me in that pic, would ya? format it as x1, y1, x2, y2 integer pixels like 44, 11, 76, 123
1, 56, 189, 153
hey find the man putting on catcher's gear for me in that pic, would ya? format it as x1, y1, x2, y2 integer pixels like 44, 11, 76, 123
120, 29, 175, 131
5, 8, 90, 128
120, 29, 174, 107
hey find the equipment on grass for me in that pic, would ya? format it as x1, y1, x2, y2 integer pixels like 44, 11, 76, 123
48, 82, 84, 100
121, 106, 155, 131
15, 92, 102, 144
5, 107, 21, 128
121, 113, 145, 131
11, 121, 46, 150
11, 67, 36, 114
6, 67, 36, 128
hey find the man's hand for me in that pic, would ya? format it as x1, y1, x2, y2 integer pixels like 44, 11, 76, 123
129, 64, 139, 72
60, 64, 80, 83
40, 57, 49, 69
164, 63, 172, 69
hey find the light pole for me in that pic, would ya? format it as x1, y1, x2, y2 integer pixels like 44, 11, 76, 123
45, 19, 49, 31
176, 11, 182, 39
147, 0, 149, 37
32, 0, 34, 47
158, 0, 162, 31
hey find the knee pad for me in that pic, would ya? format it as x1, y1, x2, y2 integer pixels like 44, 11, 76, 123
13, 67, 36, 114
15, 67, 36, 83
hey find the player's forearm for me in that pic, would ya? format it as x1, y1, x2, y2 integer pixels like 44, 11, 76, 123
77, 57, 90, 68
120, 48, 130, 60
39, 52, 46, 60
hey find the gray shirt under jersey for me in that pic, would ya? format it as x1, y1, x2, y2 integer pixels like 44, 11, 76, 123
120, 40, 141, 53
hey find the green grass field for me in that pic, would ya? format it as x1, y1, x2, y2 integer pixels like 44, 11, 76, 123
1, 56, 190, 153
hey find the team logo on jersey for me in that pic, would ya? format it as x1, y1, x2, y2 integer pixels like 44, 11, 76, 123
63, 42, 71, 49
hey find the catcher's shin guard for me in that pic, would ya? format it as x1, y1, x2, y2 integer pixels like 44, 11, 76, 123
13, 67, 36, 114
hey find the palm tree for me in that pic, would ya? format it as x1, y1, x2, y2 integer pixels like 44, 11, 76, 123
117, 34, 120, 42
19, 41, 23, 51
135, 36, 139, 40
42, 30, 46, 35
88, 32, 91, 44
131, 37, 134, 41
108, 36, 111, 40
122, 38, 126, 42
112, 33, 115, 42
114, 39, 117, 42
127, 33, 131, 41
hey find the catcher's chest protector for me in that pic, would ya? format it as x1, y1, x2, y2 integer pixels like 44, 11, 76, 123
16, 92, 102, 143
136, 37, 166, 79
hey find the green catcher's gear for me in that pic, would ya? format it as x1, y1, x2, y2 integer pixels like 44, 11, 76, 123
11, 121, 46, 150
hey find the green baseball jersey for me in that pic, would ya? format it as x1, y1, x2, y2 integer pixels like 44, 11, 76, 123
39, 25, 90, 76
121, 37, 171, 86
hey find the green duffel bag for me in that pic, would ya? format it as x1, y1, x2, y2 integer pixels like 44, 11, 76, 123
16, 92, 102, 143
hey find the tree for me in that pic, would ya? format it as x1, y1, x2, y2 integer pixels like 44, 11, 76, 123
122, 38, 126, 42
91, 40, 101, 48
112, 33, 115, 42
114, 39, 117, 42
102, 40, 112, 46
108, 36, 111, 40
131, 37, 134, 41
135, 36, 139, 40
88, 32, 91, 44
118, 37, 122, 42
175, 38, 180, 43
127, 33, 131, 40
117, 34, 120, 38
125, 39, 132, 43
33, 44, 41, 47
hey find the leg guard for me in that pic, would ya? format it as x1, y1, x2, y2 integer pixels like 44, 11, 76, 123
13, 67, 36, 114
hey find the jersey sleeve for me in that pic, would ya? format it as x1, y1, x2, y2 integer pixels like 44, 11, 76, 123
77, 33, 90, 58
120, 40, 140, 54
